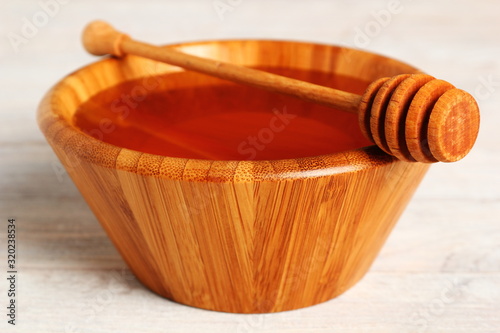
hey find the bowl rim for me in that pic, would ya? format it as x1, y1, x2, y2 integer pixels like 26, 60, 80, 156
38, 39, 420, 182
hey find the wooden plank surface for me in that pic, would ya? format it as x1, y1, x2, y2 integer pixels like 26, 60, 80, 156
1, 0, 499, 332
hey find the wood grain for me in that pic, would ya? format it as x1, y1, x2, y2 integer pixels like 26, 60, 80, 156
38, 40, 430, 313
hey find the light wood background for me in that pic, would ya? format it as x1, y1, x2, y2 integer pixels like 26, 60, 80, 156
1, 0, 499, 332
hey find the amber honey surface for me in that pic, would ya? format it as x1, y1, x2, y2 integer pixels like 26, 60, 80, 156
73, 68, 372, 160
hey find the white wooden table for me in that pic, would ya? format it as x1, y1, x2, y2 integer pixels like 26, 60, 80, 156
1, 1, 499, 332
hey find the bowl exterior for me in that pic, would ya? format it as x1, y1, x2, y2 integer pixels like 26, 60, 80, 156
38, 40, 429, 313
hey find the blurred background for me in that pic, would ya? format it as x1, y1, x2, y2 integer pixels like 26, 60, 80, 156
0, 0, 499, 332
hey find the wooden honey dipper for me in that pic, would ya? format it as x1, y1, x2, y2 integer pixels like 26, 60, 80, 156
82, 21, 480, 163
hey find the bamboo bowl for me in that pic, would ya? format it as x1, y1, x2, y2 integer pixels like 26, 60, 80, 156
38, 40, 430, 313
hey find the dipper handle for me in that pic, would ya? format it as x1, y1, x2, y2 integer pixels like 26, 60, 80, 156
82, 21, 480, 163
83, 21, 360, 113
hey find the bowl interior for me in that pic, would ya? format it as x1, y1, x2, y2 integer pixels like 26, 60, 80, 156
74, 68, 373, 160
39, 40, 421, 180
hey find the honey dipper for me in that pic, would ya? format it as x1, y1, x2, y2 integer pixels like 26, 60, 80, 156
82, 21, 480, 163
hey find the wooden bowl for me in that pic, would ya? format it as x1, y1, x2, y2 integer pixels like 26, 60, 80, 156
38, 40, 429, 313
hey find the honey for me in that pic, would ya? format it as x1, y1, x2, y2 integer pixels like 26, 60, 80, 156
74, 68, 371, 160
